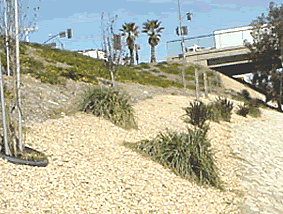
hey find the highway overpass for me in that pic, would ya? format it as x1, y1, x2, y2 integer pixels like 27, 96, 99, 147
166, 44, 282, 76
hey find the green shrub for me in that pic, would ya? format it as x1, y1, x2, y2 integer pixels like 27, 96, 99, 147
151, 69, 160, 73
236, 104, 249, 117
185, 75, 195, 81
205, 97, 234, 123
181, 101, 210, 128
206, 103, 222, 123
123, 126, 222, 189
247, 98, 260, 107
158, 61, 168, 65
231, 93, 247, 102
3, 83, 13, 99
186, 84, 197, 90
214, 97, 234, 122
241, 89, 251, 100
39, 72, 61, 85
158, 74, 167, 78
78, 86, 138, 130
139, 63, 150, 69
209, 75, 222, 87
248, 106, 261, 118
155, 63, 166, 69
159, 66, 180, 75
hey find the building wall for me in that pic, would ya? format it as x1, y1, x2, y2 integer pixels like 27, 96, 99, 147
77, 50, 106, 60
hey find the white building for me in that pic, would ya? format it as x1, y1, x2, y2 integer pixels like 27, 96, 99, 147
77, 49, 107, 61
77, 49, 126, 65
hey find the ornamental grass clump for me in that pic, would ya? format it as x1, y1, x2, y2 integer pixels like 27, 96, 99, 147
248, 106, 262, 118
245, 99, 262, 118
213, 97, 234, 122
206, 102, 222, 123
78, 85, 138, 130
123, 126, 222, 189
180, 101, 210, 129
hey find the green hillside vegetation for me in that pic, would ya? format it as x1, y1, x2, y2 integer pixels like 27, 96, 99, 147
0, 41, 221, 91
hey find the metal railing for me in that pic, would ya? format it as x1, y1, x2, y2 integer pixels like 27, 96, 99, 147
166, 25, 268, 57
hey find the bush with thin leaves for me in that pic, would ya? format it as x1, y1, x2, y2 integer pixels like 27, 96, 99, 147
213, 97, 234, 122
236, 104, 249, 117
248, 106, 261, 118
206, 102, 222, 123
78, 86, 138, 130
180, 101, 210, 128
241, 89, 251, 100
123, 126, 222, 189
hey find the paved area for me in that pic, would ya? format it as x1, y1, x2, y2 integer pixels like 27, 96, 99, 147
231, 109, 283, 213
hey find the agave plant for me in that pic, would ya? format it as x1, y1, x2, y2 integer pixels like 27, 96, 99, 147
180, 101, 210, 128
236, 104, 249, 117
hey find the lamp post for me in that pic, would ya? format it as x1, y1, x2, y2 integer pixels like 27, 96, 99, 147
43, 29, 72, 49
177, 0, 186, 89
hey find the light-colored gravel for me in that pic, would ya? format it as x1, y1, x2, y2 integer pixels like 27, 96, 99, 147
0, 94, 254, 213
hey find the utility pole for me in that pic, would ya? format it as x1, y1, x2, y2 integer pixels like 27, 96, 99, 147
177, 0, 186, 89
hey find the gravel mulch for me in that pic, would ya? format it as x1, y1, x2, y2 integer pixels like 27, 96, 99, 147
0, 94, 250, 213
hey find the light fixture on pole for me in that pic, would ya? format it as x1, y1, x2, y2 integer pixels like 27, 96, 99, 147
43, 29, 72, 49
177, 0, 186, 89
177, 0, 192, 92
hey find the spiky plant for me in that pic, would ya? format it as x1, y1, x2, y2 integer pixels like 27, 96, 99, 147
206, 103, 222, 123
180, 101, 210, 128
236, 104, 249, 117
214, 96, 234, 122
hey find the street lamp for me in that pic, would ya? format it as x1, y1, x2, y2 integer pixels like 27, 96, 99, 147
177, 0, 197, 99
177, 0, 186, 90
43, 29, 72, 49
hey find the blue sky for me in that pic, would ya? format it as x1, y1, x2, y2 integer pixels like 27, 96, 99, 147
24, 0, 278, 63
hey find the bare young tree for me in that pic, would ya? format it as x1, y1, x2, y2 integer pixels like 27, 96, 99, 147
101, 12, 127, 89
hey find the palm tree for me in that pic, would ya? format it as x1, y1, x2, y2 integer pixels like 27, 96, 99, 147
119, 22, 139, 65
142, 20, 165, 63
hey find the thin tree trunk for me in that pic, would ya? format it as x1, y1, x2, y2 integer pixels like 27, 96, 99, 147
150, 45, 156, 63
0, 56, 10, 155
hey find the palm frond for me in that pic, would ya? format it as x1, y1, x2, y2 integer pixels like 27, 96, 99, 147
156, 27, 165, 33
